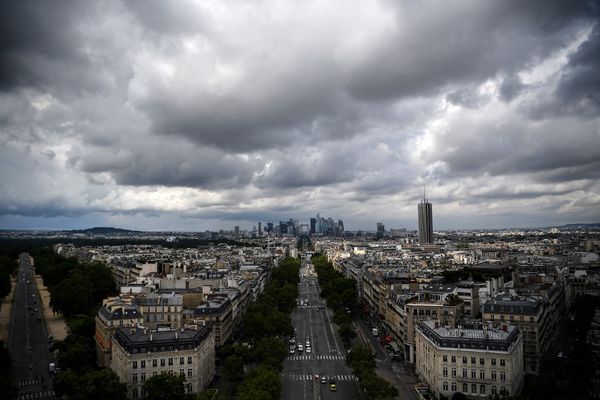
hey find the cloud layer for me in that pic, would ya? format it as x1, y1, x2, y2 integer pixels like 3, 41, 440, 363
1, 0, 599, 230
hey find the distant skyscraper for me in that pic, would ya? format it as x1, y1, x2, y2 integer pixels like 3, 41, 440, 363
234, 226, 240, 238
258, 222, 262, 236
418, 191, 433, 245
376, 222, 385, 239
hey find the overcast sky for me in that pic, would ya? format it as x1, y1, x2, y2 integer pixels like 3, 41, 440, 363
1, 0, 599, 231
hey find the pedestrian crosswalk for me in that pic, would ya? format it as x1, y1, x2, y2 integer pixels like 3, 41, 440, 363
17, 379, 41, 388
18, 390, 55, 399
288, 354, 346, 361
284, 374, 358, 381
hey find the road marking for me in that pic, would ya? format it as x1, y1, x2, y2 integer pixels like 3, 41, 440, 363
283, 374, 357, 381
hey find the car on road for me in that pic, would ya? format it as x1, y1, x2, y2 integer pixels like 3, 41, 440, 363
306, 346, 311, 354
330, 383, 337, 392
320, 376, 327, 384
289, 348, 295, 355
297, 344, 303, 352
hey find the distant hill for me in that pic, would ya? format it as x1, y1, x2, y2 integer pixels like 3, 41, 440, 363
73, 227, 140, 234
556, 223, 600, 229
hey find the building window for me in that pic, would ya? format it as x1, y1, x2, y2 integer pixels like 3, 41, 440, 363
500, 372, 506, 381
141, 360, 145, 368
133, 388, 138, 399
133, 361, 137, 369
451, 355, 456, 363
452, 368, 456, 377
152, 371, 157, 377
451, 382, 456, 392
161, 359, 165, 367
480, 385, 486, 395
180, 357, 185, 365
443, 367, 448, 377
133, 374, 138, 383
443, 355, 448, 362
480, 358, 485, 365
187, 369, 192, 378
463, 356, 467, 364
501, 386, 507, 394
471, 357, 476, 364
180, 369, 185, 376
480, 370, 485, 379
141, 373, 146, 382
471, 384, 477, 394
492, 371, 497, 380
492, 386, 497, 395
187, 356, 192, 364
500, 359, 506, 367
491, 358, 497, 366
443, 382, 448, 391
153, 359, 157, 367
462, 383, 468, 393
168, 358, 173, 366
471, 370, 476, 379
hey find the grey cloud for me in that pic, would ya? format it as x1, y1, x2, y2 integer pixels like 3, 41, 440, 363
499, 75, 526, 102
346, 0, 597, 101
425, 115, 600, 183
556, 23, 600, 115
446, 88, 490, 109
73, 141, 261, 189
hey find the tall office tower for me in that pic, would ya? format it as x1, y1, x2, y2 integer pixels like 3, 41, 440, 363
418, 193, 433, 244
376, 222, 385, 239
310, 218, 316, 234
234, 226, 240, 238
258, 222, 262, 236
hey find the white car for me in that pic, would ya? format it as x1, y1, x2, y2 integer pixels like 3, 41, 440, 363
306, 347, 312, 354
297, 344, 304, 352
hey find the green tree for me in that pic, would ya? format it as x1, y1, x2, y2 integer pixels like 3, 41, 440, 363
0, 341, 15, 400
54, 369, 127, 400
236, 365, 281, 400
223, 355, 245, 385
253, 337, 287, 370
452, 393, 468, 400
143, 372, 187, 400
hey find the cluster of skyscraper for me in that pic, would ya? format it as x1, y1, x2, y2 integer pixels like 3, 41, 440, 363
256, 214, 344, 237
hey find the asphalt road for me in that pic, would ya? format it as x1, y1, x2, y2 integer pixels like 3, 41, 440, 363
281, 260, 362, 400
8, 253, 56, 400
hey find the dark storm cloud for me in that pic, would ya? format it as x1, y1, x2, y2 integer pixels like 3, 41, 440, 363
0, 1, 93, 92
0, 0, 598, 229
70, 140, 261, 189
555, 23, 600, 115
346, 0, 598, 101
425, 116, 600, 182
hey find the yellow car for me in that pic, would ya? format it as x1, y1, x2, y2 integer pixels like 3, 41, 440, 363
330, 384, 337, 392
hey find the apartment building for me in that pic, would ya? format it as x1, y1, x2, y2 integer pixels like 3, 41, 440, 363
416, 321, 524, 399
405, 296, 465, 363
95, 296, 144, 367
481, 294, 557, 375
184, 296, 233, 347
111, 326, 215, 399
135, 292, 183, 331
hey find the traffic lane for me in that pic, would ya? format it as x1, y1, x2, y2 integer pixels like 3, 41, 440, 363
281, 378, 310, 400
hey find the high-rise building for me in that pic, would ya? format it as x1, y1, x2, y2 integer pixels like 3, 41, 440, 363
234, 226, 240, 238
418, 193, 433, 244
258, 222, 262, 236
376, 222, 385, 239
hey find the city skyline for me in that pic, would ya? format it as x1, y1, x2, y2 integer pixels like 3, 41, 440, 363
1, 1, 599, 232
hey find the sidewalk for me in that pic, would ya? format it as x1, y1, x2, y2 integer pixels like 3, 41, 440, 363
34, 276, 68, 341
0, 277, 16, 341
